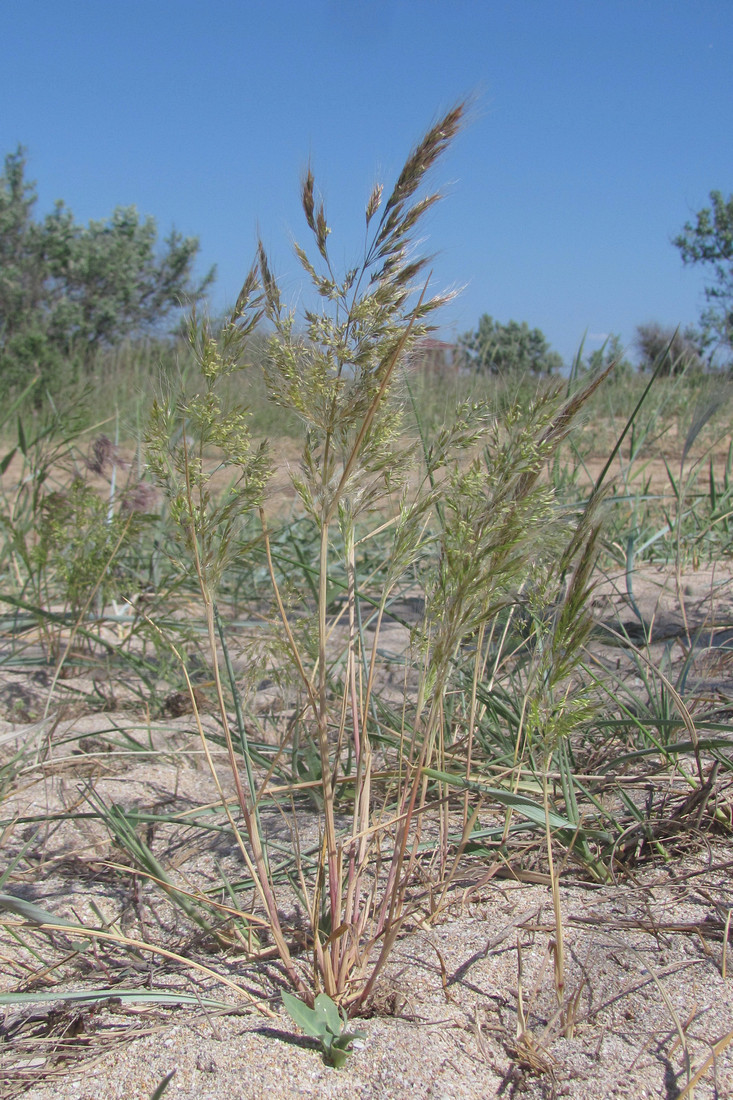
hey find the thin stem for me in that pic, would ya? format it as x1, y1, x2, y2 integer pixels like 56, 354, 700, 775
317, 519, 341, 983
543, 761, 565, 1009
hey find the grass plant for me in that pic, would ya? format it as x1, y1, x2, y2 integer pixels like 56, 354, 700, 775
143, 103, 628, 1010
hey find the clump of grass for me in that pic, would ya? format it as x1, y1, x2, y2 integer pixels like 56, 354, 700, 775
0, 385, 200, 733
145, 101, 616, 1012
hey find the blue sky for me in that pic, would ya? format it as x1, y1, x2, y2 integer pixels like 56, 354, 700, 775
2, 1, 731, 364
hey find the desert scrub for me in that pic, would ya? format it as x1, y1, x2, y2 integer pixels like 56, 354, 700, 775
146, 101, 609, 1010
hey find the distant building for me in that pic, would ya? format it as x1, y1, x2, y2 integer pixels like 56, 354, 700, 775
410, 337, 459, 375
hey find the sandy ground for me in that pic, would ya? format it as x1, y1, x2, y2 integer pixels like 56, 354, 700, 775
4, 854, 733, 1100
1, 564, 733, 1099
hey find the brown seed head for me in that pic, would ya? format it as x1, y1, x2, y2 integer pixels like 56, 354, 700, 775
302, 167, 316, 232
87, 435, 117, 475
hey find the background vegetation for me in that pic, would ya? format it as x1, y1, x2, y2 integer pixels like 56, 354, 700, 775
0, 147, 212, 400
2, 144, 732, 421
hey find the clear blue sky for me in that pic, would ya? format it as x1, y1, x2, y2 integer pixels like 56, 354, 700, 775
2, 1, 731, 364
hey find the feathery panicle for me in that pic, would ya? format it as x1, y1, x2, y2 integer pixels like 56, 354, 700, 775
381, 102, 465, 221
230, 261, 263, 329
257, 240, 281, 319
301, 165, 316, 232
539, 360, 616, 452
365, 182, 383, 226
315, 200, 330, 259
301, 166, 330, 258
260, 100, 470, 497
86, 434, 117, 475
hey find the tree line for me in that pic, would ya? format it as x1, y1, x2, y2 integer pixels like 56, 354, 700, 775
459, 188, 733, 376
0, 147, 212, 396
1, 145, 731, 398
